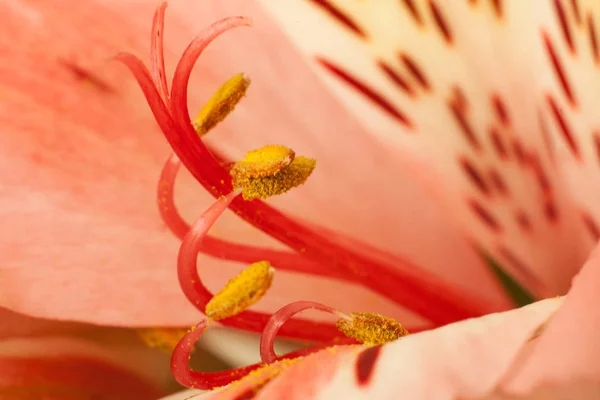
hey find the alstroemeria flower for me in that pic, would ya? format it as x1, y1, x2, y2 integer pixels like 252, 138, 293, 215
85, 0, 600, 394
5, 0, 600, 389
0, 308, 170, 398
161, 240, 600, 399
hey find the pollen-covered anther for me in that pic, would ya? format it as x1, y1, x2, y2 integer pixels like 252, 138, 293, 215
336, 312, 409, 346
205, 261, 274, 320
137, 327, 191, 354
192, 73, 251, 136
230, 145, 316, 200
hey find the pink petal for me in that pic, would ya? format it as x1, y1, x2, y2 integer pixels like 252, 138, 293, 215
0, 312, 172, 398
0, 335, 167, 398
195, 298, 561, 399
1, 0, 504, 326
258, 0, 597, 295
502, 241, 600, 392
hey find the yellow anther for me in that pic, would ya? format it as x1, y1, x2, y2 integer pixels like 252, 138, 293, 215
336, 312, 409, 346
231, 146, 316, 200
136, 327, 190, 354
231, 145, 296, 181
205, 261, 274, 321
192, 73, 251, 136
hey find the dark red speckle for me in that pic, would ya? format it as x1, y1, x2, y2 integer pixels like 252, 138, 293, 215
402, 0, 423, 25
356, 345, 382, 385
512, 139, 527, 165
429, 0, 453, 44
318, 58, 412, 127
593, 132, 600, 166
488, 168, 509, 196
544, 197, 559, 222
449, 87, 481, 151
233, 388, 257, 400
378, 61, 415, 96
59, 58, 115, 93
489, 127, 508, 160
571, 0, 581, 25
588, 13, 599, 63
468, 199, 502, 232
400, 53, 430, 90
547, 95, 580, 159
491, 0, 503, 19
543, 31, 576, 107
460, 157, 490, 195
308, 0, 366, 38
491, 94, 510, 126
515, 209, 532, 232
553, 0, 575, 53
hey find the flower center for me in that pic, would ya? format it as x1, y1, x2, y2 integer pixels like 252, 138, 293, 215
118, 0, 513, 390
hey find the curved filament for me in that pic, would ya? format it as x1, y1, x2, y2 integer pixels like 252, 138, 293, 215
158, 153, 354, 280
260, 301, 343, 364
170, 320, 356, 389
177, 192, 345, 341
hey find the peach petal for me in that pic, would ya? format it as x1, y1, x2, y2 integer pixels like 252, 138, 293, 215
503, 243, 600, 391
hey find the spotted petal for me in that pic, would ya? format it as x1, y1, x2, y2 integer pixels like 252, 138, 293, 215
259, 0, 599, 295
0, 0, 506, 327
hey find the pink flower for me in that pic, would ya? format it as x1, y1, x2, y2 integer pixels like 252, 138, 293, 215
5, 0, 600, 397
3, 0, 513, 328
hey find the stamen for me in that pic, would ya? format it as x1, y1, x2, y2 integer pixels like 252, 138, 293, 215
205, 261, 274, 321
176, 191, 346, 341
123, 3, 507, 329
230, 145, 316, 200
336, 312, 409, 345
260, 301, 351, 364
157, 153, 351, 280
230, 144, 295, 180
137, 327, 189, 353
260, 302, 408, 363
192, 73, 250, 136
239, 156, 315, 200
170, 320, 353, 389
